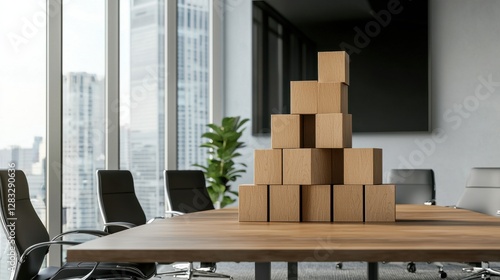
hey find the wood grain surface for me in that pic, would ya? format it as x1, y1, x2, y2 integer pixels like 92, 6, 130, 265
254, 149, 282, 185
318, 82, 348, 114
315, 113, 352, 148
238, 184, 268, 222
333, 184, 364, 222
68, 205, 500, 263
270, 185, 300, 222
365, 184, 396, 222
301, 185, 332, 222
290, 80, 318, 114
344, 148, 382, 184
271, 114, 302, 149
318, 51, 349, 85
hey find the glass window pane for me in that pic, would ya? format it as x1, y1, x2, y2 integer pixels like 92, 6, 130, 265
62, 0, 105, 252
177, 0, 210, 170
120, 0, 165, 219
0, 1, 46, 278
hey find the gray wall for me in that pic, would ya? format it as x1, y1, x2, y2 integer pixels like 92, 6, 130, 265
224, 0, 500, 206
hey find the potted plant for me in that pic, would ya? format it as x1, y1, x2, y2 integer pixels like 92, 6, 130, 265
194, 116, 249, 208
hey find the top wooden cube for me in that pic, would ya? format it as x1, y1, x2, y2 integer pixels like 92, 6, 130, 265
290, 81, 318, 114
318, 51, 350, 85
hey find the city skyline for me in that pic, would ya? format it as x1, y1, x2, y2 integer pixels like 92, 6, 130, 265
0, 1, 212, 277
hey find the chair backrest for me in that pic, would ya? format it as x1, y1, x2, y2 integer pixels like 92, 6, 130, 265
96, 170, 147, 233
388, 169, 435, 204
456, 167, 500, 217
163, 170, 214, 213
0, 170, 49, 280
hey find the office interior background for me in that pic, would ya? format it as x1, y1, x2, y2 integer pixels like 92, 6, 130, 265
1, 0, 500, 278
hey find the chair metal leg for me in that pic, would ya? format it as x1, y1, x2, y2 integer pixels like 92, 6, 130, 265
461, 262, 500, 280
157, 262, 232, 279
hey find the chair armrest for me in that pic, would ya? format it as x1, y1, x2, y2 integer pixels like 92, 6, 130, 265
51, 230, 109, 241
165, 210, 185, 217
21, 241, 100, 280
424, 199, 436, 206
103, 221, 137, 230
146, 211, 185, 223
147, 217, 165, 223
19, 240, 80, 263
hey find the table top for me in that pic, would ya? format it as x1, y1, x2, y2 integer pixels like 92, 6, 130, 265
67, 205, 500, 263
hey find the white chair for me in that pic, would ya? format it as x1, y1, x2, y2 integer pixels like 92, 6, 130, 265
456, 167, 500, 280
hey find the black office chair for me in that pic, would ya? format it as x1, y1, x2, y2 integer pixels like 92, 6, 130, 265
456, 167, 500, 280
96, 169, 191, 278
96, 169, 148, 234
163, 170, 232, 279
0, 169, 156, 280
388, 169, 446, 278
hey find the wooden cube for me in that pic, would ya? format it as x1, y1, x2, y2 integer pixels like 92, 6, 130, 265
333, 185, 364, 222
331, 149, 344, 184
318, 51, 350, 85
302, 185, 332, 222
238, 184, 269, 222
318, 83, 348, 114
344, 148, 382, 185
365, 184, 396, 222
270, 185, 300, 222
316, 113, 352, 148
290, 81, 318, 114
283, 149, 331, 185
254, 149, 282, 185
271, 115, 301, 149
302, 115, 316, 148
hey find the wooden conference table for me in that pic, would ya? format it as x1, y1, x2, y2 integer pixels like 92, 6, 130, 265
68, 205, 500, 280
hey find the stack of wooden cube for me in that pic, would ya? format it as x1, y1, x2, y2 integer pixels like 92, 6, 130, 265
239, 51, 396, 223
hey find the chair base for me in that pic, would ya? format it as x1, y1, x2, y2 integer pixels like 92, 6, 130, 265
462, 263, 500, 280
158, 262, 232, 279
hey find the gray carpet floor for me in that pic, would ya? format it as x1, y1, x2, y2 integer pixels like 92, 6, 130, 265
158, 261, 500, 279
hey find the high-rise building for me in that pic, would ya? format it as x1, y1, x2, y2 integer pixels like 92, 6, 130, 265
125, 0, 210, 218
62, 72, 105, 231
128, 0, 166, 218
177, 0, 210, 170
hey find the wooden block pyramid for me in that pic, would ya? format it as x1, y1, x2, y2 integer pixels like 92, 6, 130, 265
239, 51, 396, 223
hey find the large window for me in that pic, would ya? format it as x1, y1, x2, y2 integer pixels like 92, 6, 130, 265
177, 0, 210, 170
0, 1, 46, 278
0, 1, 218, 271
62, 0, 105, 238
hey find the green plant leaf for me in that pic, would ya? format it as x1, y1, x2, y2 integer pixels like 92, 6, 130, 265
196, 116, 249, 207
221, 195, 236, 208
201, 132, 223, 142
206, 123, 224, 135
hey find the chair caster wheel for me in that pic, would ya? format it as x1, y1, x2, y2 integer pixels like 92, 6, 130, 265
439, 271, 447, 279
336, 263, 343, 269
407, 262, 416, 273
200, 262, 217, 273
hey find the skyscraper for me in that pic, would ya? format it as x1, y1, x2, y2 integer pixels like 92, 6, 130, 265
129, 0, 166, 218
177, 0, 210, 170
62, 72, 105, 231
125, 0, 210, 218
